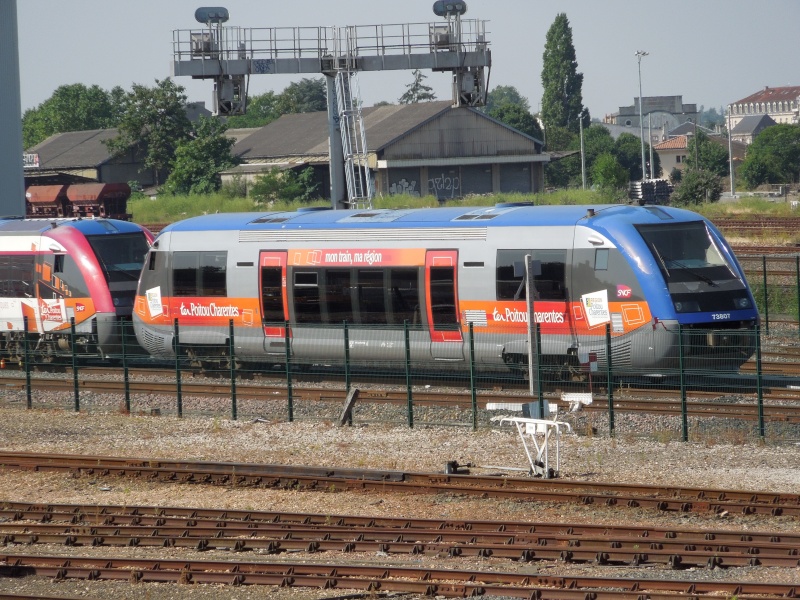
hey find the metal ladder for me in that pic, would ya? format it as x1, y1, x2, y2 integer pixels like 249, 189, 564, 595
334, 27, 373, 209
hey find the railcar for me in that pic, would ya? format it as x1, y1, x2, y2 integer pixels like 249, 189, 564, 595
0, 217, 153, 362
132, 204, 758, 375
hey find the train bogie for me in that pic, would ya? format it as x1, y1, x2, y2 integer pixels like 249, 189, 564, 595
133, 204, 759, 376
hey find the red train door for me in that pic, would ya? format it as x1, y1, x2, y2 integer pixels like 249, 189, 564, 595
425, 250, 464, 361
259, 251, 289, 339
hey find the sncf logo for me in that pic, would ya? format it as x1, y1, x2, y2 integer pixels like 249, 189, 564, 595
616, 285, 632, 298
75, 303, 86, 312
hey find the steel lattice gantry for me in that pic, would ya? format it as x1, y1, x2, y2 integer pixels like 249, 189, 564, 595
171, 15, 491, 208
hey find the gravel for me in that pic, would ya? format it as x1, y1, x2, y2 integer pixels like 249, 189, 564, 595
1, 395, 799, 599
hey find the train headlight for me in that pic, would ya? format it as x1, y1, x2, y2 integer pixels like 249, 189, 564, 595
735, 297, 751, 309
674, 300, 700, 313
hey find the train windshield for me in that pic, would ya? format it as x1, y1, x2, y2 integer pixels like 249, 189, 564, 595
87, 233, 151, 283
636, 221, 752, 313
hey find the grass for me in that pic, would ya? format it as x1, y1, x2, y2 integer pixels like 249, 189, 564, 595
128, 188, 634, 223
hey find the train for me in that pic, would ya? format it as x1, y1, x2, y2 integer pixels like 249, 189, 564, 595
0, 216, 153, 363
131, 203, 759, 375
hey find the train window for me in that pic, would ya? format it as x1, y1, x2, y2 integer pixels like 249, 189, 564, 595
429, 266, 458, 328
261, 267, 284, 323
87, 233, 150, 283
292, 270, 321, 323
595, 249, 609, 271
148, 252, 157, 271
389, 268, 420, 325
53, 255, 64, 273
322, 269, 353, 324
357, 269, 385, 325
496, 250, 566, 301
0, 255, 35, 298
173, 251, 227, 297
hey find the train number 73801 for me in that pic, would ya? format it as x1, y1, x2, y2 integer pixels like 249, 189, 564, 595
711, 313, 731, 320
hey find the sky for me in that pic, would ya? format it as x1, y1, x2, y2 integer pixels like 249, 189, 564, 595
16, 0, 800, 120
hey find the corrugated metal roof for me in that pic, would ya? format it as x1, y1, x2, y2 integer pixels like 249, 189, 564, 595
27, 129, 119, 169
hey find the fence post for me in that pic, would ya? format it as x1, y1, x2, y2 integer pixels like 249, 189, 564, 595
762, 256, 769, 336
343, 321, 351, 426
174, 318, 182, 418
229, 319, 237, 421
469, 322, 477, 431
535, 323, 544, 414
678, 323, 688, 442
122, 320, 131, 414
284, 321, 294, 422
756, 324, 765, 440
404, 320, 413, 429
605, 324, 614, 437
795, 256, 799, 339
71, 317, 79, 412
23, 316, 31, 410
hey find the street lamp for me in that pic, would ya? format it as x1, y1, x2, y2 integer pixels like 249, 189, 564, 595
635, 50, 648, 181
726, 105, 735, 197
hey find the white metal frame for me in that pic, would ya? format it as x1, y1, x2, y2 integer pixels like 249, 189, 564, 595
499, 416, 572, 479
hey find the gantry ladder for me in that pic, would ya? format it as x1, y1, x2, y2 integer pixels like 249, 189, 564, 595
334, 27, 374, 209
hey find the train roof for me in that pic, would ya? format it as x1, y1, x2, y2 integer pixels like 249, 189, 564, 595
0, 217, 146, 235
159, 203, 707, 235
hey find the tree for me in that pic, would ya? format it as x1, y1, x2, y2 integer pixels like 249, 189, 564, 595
225, 91, 281, 128
105, 78, 193, 185
687, 131, 729, 177
540, 13, 588, 133
670, 168, 723, 205
613, 132, 657, 181
399, 69, 436, 104
592, 153, 629, 199
543, 126, 579, 187
485, 85, 530, 113
163, 117, 239, 195
276, 78, 327, 113
488, 103, 542, 139
250, 167, 320, 204
739, 124, 800, 186
22, 83, 120, 148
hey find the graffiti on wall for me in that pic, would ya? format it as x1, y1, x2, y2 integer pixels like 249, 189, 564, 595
388, 178, 420, 196
428, 172, 461, 199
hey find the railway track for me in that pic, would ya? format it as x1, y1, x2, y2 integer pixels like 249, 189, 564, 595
1, 452, 799, 517
3, 369, 800, 423
4, 552, 798, 598
2, 501, 800, 569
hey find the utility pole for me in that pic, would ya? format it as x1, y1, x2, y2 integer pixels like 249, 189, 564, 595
635, 50, 648, 181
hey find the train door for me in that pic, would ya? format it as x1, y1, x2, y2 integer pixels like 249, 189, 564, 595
425, 250, 464, 361
259, 251, 289, 355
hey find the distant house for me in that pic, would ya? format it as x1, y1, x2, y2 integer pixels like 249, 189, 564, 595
604, 95, 699, 146
225, 101, 551, 202
728, 86, 800, 129
729, 114, 778, 145
653, 125, 746, 178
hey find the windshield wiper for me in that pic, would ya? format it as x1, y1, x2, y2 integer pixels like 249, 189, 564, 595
663, 257, 717, 287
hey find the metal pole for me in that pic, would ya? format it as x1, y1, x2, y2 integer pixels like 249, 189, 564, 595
468, 322, 477, 431
404, 320, 413, 428
579, 113, 587, 190
727, 105, 736, 196
122, 320, 130, 414
648, 114, 654, 179
796, 256, 800, 339
71, 318, 79, 412
605, 324, 614, 437
678, 323, 688, 442
535, 323, 544, 412
343, 321, 351, 426
762, 255, 769, 336
174, 318, 182, 418
635, 50, 648, 181
284, 321, 294, 422
755, 323, 765, 440
229, 319, 237, 421
23, 315, 31, 409
694, 120, 699, 170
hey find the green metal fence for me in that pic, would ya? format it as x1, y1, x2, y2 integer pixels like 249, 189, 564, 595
5, 313, 800, 445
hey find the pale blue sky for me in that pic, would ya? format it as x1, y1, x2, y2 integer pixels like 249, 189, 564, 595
17, 1, 800, 119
